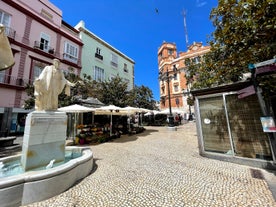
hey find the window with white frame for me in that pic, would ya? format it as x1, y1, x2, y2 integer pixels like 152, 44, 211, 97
173, 73, 178, 80
0, 10, 11, 27
94, 66, 105, 82
110, 53, 118, 68
95, 47, 103, 60
123, 63, 128, 73
64, 42, 78, 63
96, 47, 101, 55
174, 85, 179, 93
40, 33, 50, 51
0, 71, 5, 83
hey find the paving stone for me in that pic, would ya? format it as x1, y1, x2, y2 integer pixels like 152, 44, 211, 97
22, 123, 276, 207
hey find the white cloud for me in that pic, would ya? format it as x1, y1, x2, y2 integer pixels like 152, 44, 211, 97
196, 0, 207, 7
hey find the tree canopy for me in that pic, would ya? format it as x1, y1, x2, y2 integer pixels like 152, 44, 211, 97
186, 0, 276, 89
24, 73, 157, 110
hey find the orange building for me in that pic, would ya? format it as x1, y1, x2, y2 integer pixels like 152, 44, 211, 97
157, 41, 210, 118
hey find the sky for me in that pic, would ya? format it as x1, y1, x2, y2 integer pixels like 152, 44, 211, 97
50, 0, 218, 100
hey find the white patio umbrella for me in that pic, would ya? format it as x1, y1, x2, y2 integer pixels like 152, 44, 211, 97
95, 105, 127, 136
122, 106, 141, 115
144, 110, 160, 116
122, 106, 140, 130
122, 106, 151, 126
58, 104, 96, 113
156, 108, 183, 115
58, 104, 95, 139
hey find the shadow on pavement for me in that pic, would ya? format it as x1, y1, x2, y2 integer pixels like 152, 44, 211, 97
111, 128, 159, 144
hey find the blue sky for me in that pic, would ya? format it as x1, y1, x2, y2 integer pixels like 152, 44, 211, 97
50, 0, 217, 100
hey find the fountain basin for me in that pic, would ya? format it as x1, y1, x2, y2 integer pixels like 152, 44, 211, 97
0, 146, 93, 207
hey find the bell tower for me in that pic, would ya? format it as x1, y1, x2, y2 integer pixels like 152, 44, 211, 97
157, 42, 177, 66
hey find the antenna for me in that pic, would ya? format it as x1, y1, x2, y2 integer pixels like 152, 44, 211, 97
182, 9, 189, 50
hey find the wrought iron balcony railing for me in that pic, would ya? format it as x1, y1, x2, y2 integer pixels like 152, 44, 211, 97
0, 73, 30, 87
63, 53, 78, 64
4, 26, 16, 39
95, 53, 103, 60
34, 41, 55, 54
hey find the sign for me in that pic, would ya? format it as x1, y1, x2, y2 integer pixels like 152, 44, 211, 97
260, 117, 276, 132
237, 85, 255, 99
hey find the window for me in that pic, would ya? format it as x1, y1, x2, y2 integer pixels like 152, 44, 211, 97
168, 49, 173, 55
173, 73, 178, 80
95, 47, 103, 60
0, 71, 5, 83
161, 86, 165, 94
110, 53, 118, 67
96, 47, 101, 55
33, 65, 44, 80
64, 42, 78, 63
40, 33, 50, 51
193, 56, 201, 64
124, 63, 128, 73
174, 85, 179, 92
94, 66, 104, 82
0, 10, 11, 27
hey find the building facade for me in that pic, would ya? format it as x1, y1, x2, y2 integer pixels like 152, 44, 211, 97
0, 0, 83, 135
75, 21, 135, 91
158, 41, 210, 118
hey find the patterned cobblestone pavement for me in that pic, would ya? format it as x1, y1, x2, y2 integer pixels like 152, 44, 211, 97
22, 123, 276, 207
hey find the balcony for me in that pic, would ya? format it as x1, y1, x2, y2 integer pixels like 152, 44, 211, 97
63, 53, 78, 64
95, 53, 103, 60
4, 26, 16, 40
34, 41, 55, 54
0, 73, 30, 87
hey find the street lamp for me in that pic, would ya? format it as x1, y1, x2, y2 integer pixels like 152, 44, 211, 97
161, 65, 178, 128
183, 87, 193, 121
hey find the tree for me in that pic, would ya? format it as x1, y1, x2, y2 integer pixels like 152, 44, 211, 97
97, 75, 129, 107
126, 85, 157, 110
187, 0, 276, 89
24, 83, 35, 110
24, 73, 158, 110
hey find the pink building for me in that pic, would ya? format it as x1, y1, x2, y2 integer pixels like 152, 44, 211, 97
0, 0, 83, 135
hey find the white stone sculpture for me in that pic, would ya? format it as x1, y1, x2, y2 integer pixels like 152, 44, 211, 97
0, 24, 15, 71
34, 58, 75, 111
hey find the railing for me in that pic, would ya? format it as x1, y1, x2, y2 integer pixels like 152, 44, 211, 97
0, 73, 31, 87
34, 41, 55, 54
95, 53, 103, 60
63, 53, 78, 64
4, 26, 16, 39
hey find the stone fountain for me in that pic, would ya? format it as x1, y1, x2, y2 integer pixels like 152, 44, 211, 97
0, 57, 93, 206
